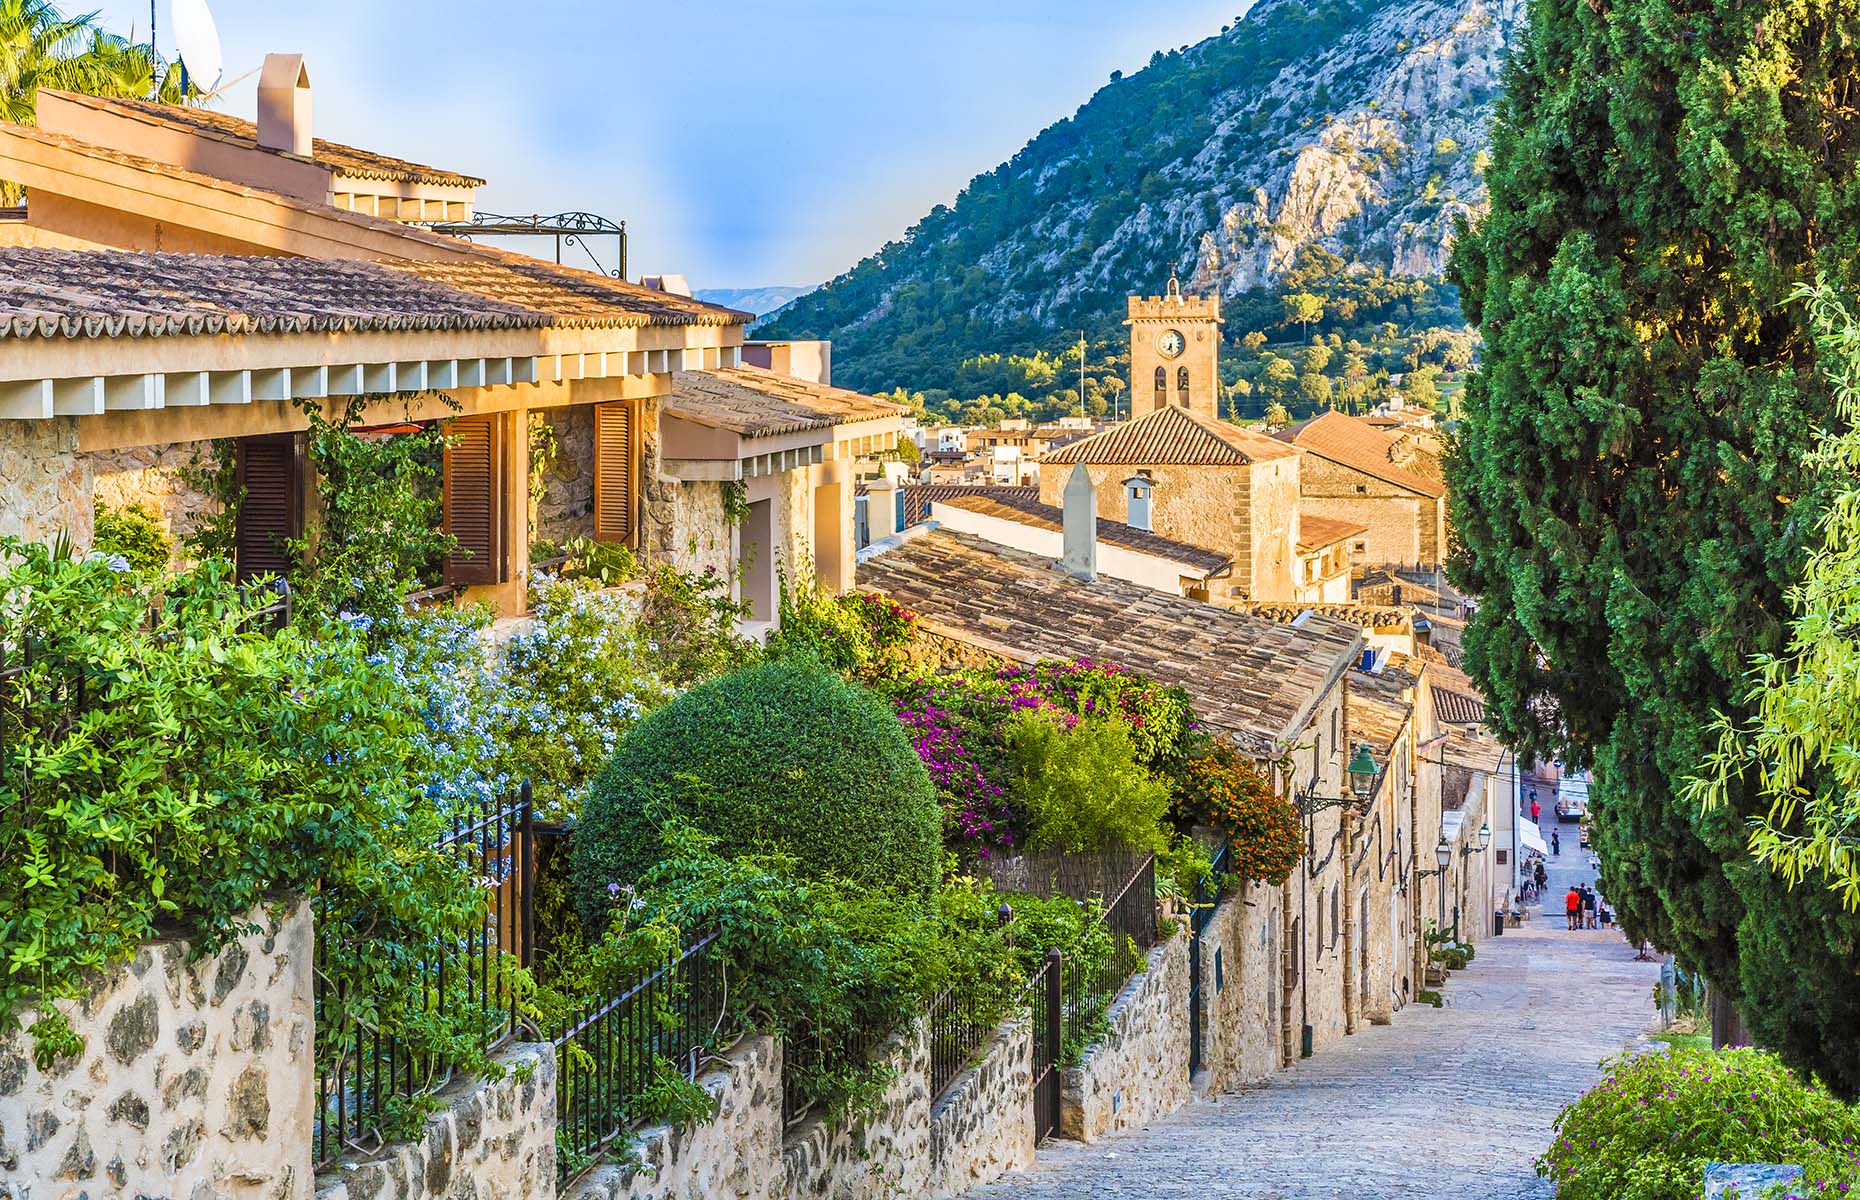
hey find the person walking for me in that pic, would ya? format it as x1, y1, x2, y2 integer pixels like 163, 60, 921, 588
1551, 828, 1562, 856
1531, 796, 1542, 824
1565, 885, 1581, 931
1533, 859, 1548, 897
1582, 885, 1599, 930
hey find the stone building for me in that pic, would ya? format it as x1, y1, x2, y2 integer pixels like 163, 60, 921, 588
1126, 269, 1222, 419
1273, 410, 1449, 568
0, 57, 899, 619
855, 520, 1376, 1069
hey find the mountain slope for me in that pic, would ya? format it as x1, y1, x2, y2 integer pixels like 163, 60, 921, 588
695, 285, 814, 318
761, 0, 1520, 393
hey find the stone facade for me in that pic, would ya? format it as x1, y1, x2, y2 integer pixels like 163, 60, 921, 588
0, 899, 314, 1200
1195, 881, 1285, 1093
314, 1042, 556, 1200
0, 418, 91, 549
568, 1016, 1033, 1200
535, 406, 596, 548
1297, 454, 1444, 566
1061, 930, 1192, 1143
86, 438, 224, 560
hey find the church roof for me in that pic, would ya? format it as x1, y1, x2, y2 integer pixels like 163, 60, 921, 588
1274, 410, 1445, 498
1042, 405, 1299, 468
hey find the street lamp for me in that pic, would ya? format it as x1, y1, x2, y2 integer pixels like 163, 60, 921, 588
1347, 743, 1379, 807
1478, 821, 1492, 851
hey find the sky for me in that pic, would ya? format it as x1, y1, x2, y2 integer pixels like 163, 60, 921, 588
87, 1, 1242, 289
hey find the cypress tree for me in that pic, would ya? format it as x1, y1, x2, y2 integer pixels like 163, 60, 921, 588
1449, 0, 1860, 1090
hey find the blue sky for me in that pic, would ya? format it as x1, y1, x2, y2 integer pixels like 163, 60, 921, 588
87, 1, 1242, 288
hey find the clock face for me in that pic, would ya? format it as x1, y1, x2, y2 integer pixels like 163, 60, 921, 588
1158, 329, 1186, 358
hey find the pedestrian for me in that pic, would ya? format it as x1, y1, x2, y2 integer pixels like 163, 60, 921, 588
1531, 796, 1541, 824
1582, 885, 1598, 930
1552, 829, 1561, 856
1599, 899, 1613, 928
1533, 859, 1547, 896
1565, 885, 1581, 931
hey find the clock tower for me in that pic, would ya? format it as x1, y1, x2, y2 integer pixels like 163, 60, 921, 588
1126, 265, 1223, 420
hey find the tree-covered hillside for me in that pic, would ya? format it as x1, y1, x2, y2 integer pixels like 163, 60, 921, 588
761, 0, 1519, 395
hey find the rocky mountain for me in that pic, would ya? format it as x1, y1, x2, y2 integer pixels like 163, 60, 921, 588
695, 285, 814, 318
760, 0, 1520, 392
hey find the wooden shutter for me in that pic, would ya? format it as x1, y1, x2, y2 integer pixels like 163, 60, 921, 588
233, 433, 303, 581
592, 401, 635, 545
444, 414, 505, 585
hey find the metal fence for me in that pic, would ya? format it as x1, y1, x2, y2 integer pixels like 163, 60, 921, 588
312, 785, 535, 1169
1059, 852, 1156, 1066
552, 929, 726, 1180
1027, 949, 1062, 1142
781, 1008, 899, 1128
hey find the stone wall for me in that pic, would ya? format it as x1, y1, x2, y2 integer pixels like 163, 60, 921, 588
1061, 929, 1192, 1143
1039, 463, 1257, 597
535, 407, 596, 548
1297, 454, 1442, 565
85, 438, 224, 560
1196, 882, 1284, 1094
568, 1015, 1033, 1200
0, 418, 90, 549
0, 899, 315, 1200
314, 1042, 556, 1200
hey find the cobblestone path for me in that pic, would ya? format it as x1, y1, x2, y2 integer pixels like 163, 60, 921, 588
967, 829, 1662, 1200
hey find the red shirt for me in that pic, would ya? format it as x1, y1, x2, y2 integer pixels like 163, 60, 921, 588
1566, 890, 1581, 912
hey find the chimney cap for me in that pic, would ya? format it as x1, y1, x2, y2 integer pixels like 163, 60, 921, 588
259, 52, 310, 91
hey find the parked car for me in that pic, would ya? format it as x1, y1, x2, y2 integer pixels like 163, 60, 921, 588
1556, 794, 1586, 822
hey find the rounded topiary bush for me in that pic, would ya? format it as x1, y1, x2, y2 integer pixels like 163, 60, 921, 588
571, 656, 938, 929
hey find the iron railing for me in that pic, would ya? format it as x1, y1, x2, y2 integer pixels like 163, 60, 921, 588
552, 929, 726, 1181
1058, 852, 1156, 1066
312, 784, 535, 1168
1027, 949, 1062, 1142
780, 1009, 899, 1128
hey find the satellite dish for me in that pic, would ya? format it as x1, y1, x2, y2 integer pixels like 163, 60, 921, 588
171, 0, 223, 93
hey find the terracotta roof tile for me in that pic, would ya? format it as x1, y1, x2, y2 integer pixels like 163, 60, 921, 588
1275, 411, 1446, 497
1043, 405, 1300, 467
898, 485, 1035, 525
663, 367, 901, 437
1434, 688, 1487, 726
1297, 513, 1370, 552
1229, 602, 1413, 630
399, 259, 749, 329
933, 490, 1232, 574
51, 92, 485, 187
857, 528, 1361, 752
0, 247, 546, 339
1347, 652, 1421, 757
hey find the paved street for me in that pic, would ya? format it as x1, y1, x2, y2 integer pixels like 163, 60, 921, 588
966, 816, 1662, 1200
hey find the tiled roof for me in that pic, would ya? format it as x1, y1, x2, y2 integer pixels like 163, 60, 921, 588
1297, 513, 1370, 552
933, 490, 1232, 574
1042, 405, 1300, 467
1, 123, 747, 331
1275, 411, 1446, 497
394, 259, 749, 329
899, 485, 1035, 525
662, 367, 901, 437
1347, 653, 1421, 758
50, 92, 485, 187
0, 247, 546, 339
1434, 687, 1488, 726
1442, 727, 1506, 783
1230, 602, 1413, 630
1353, 569, 1445, 605
857, 528, 1361, 752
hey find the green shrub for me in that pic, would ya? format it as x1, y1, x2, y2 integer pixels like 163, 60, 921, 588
572, 657, 939, 928
91, 502, 172, 573
1538, 1047, 1860, 1200
1005, 711, 1171, 853
0, 540, 511, 1071
769, 587, 917, 680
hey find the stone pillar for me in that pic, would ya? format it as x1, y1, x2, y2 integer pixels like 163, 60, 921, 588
812, 457, 853, 593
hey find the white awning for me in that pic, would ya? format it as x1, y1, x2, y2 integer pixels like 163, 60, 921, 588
1518, 823, 1549, 856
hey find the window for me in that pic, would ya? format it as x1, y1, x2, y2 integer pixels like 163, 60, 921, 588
443, 415, 506, 586
1177, 365, 1191, 405
592, 401, 637, 545
233, 433, 304, 582
1154, 366, 1167, 404
1331, 885, 1341, 947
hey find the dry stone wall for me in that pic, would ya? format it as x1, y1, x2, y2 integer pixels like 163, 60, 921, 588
0, 418, 90, 549
0, 899, 314, 1200
1061, 930, 1192, 1143
314, 1042, 556, 1200
86, 439, 224, 559
536, 407, 596, 548
1196, 883, 1285, 1094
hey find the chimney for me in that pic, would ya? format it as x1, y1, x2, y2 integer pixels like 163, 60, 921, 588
257, 54, 313, 157
1062, 464, 1097, 581
867, 476, 899, 541
1122, 474, 1153, 532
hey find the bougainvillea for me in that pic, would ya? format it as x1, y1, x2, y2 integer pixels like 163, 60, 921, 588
1182, 741, 1302, 885
893, 682, 1036, 859
995, 659, 1199, 777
